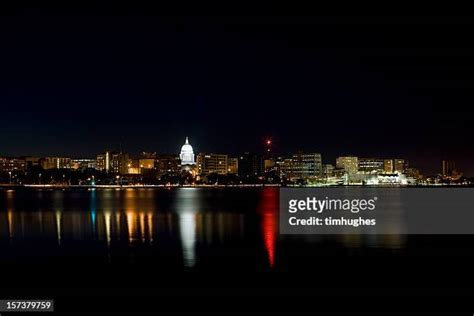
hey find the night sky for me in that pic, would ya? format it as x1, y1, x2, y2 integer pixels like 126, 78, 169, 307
1, 4, 474, 175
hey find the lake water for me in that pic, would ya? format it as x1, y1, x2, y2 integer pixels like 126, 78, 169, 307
2, 186, 471, 269
1, 186, 474, 313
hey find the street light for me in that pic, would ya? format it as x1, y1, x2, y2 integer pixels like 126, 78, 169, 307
8, 171, 12, 184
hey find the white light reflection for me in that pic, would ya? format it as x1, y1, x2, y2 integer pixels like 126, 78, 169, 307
176, 188, 199, 268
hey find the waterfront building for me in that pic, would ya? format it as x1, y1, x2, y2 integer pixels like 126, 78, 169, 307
394, 159, 407, 174
227, 157, 238, 174
139, 152, 157, 170
139, 158, 155, 170
96, 151, 129, 174
156, 154, 181, 175
336, 156, 358, 174
0, 157, 26, 172
358, 158, 384, 173
406, 167, 422, 179
196, 153, 228, 175
442, 160, 456, 176
383, 158, 408, 174
383, 159, 394, 173
292, 152, 322, 179
110, 152, 130, 175
126, 158, 141, 174
278, 152, 322, 180
71, 159, 97, 170
238, 152, 264, 178
96, 153, 109, 172
40, 157, 72, 170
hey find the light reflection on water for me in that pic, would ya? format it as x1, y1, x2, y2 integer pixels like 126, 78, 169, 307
0, 187, 405, 268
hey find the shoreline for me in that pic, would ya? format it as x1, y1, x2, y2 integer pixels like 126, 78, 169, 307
0, 183, 471, 189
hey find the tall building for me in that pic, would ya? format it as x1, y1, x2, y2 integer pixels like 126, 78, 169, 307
442, 160, 456, 176
336, 156, 358, 174
358, 158, 384, 173
179, 137, 195, 171
96, 151, 129, 174
71, 159, 97, 170
156, 154, 181, 175
139, 152, 157, 170
383, 158, 407, 174
40, 157, 72, 170
227, 157, 238, 174
277, 158, 293, 179
96, 153, 109, 172
383, 159, 394, 173
238, 152, 264, 178
0, 157, 26, 172
110, 152, 130, 175
278, 152, 322, 180
394, 159, 407, 174
292, 152, 322, 179
196, 153, 228, 175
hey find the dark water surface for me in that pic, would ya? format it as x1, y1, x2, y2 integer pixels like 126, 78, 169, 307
1, 187, 474, 313
0, 187, 411, 268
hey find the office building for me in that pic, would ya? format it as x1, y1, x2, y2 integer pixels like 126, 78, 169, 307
156, 154, 181, 175
227, 157, 238, 174
238, 152, 264, 178
442, 160, 456, 176
336, 156, 358, 174
358, 158, 384, 173
197, 153, 228, 175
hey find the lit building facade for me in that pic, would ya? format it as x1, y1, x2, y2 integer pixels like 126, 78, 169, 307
383, 159, 394, 173
156, 154, 181, 175
139, 152, 157, 170
442, 160, 456, 176
227, 157, 238, 174
96, 151, 129, 174
0, 157, 26, 172
358, 158, 384, 173
278, 152, 323, 180
394, 159, 407, 174
179, 137, 195, 171
96, 153, 109, 172
71, 159, 97, 170
383, 158, 407, 174
336, 156, 358, 174
196, 153, 228, 175
40, 157, 72, 170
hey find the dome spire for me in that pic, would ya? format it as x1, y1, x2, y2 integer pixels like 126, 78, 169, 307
185, 136, 189, 144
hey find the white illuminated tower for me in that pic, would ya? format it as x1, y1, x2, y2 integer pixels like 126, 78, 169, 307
179, 137, 195, 168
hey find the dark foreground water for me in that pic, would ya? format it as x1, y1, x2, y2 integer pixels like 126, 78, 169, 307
1, 187, 474, 314
0, 187, 413, 268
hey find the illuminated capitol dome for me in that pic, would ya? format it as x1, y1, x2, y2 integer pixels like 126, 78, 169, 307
179, 137, 195, 167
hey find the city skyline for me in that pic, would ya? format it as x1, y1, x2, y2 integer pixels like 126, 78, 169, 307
0, 136, 472, 176
2, 12, 474, 175
0, 136, 465, 178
